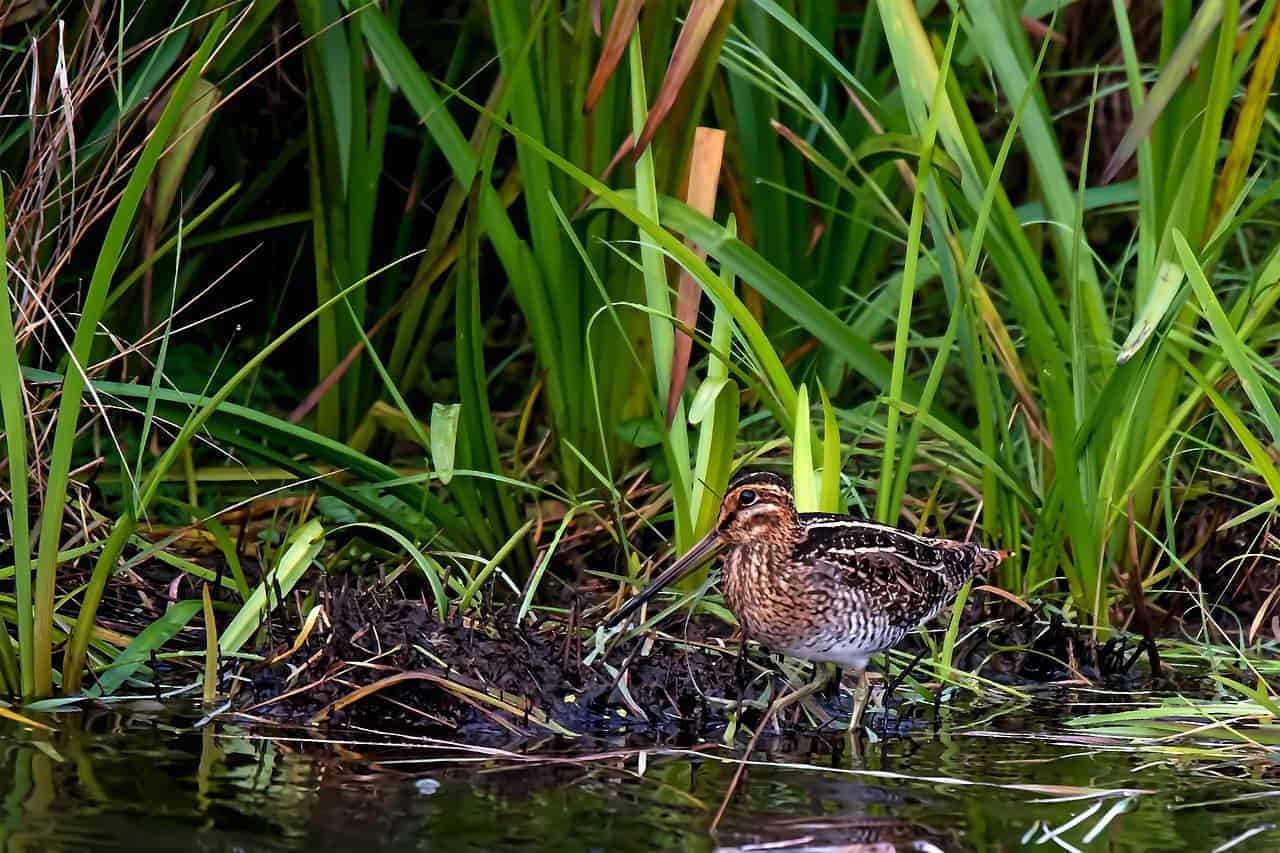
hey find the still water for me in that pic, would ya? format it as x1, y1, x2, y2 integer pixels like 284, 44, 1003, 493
0, 696, 1275, 852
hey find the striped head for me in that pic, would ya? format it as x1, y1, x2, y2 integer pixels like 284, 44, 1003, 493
716, 470, 799, 545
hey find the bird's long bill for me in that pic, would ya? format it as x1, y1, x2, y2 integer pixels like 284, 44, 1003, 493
606, 528, 722, 628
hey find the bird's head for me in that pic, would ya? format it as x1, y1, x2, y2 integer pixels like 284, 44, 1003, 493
605, 469, 798, 628
715, 470, 798, 545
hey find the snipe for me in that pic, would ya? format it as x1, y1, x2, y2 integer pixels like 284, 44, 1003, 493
608, 470, 1010, 727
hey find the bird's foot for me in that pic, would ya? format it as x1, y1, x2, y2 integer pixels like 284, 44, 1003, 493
798, 693, 835, 728
870, 708, 933, 738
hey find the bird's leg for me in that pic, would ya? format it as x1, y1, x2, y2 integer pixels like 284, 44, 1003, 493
878, 647, 929, 727
848, 667, 871, 732
886, 647, 929, 698
770, 661, 835, 726
734, 629, 753, 720
712, 663, 833, 833
824, 666, 842, 701
798, 663, 838, 727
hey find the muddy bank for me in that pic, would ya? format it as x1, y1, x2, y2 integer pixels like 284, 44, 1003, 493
109, 490, 1279, 739
225, 578, 1152, 740
233, 582, 741, 738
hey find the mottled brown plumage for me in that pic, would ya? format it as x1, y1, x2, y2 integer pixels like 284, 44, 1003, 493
608, 469, 1009, 724
714, 470, 1006, 671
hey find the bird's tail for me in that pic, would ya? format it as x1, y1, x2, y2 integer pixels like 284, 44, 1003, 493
940, 543, 1012, 590
973, 545, 1013, 576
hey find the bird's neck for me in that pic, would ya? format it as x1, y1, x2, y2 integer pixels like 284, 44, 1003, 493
723, 517, 802, 585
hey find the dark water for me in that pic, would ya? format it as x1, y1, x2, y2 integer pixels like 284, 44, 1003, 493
0, 697, 1276, 852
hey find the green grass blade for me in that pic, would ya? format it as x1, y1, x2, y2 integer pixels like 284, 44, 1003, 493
202, 583, 218, 702
22, 368, 471, 544
0, 167, 33, 697
517, 506, 578, 624
691, 214, 740, 536
964, 4, 1109, 355
202, 516, 251, 603
1174, 230, 1280, 447
652, 197, 924, 407
792, 384, 817, 512
218, 520, 325, 657
459, 520, 535, 612
1102, 0, 1226, 183
748, 0, 877, 104
89, 600, 203, 697
425, 74, 800, 431
818, 383, 841, 513
877, 15, 956, 524
32, 12, 228, 698
59, 244, 421, 694
429, 404, 460, 485
626, 29, 694, 549
132, 218, 184, 516
330, 523, 450, 619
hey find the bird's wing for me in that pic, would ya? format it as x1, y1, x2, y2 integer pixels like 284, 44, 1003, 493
798, 515, 987, 625
798, 514, 995, 587
812, 551, 953, 627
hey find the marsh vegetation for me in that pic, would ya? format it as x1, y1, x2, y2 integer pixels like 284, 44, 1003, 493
1, 0, 1279, 848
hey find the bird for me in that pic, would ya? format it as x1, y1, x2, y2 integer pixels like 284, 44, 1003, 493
607, 469, 1011, 729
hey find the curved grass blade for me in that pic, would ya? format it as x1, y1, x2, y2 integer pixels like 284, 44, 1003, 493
22, 371, 468, 544
218, 520, 325, 657
517, 506, 578, 624
690, 215, 740, 538
1170, 353, 1280, 501
329, 522, 450, 619
429, 75, 800, 424
1101, 0, 1226, 184
59, 247, 422, 694
652, 196, 922, 404
748, 0, 877, 104
459, 520, 535, 612
1174, 230, 1280, 448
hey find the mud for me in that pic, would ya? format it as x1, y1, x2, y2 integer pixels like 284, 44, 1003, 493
233, 579, 743, 738
101, 493, 1277, 739
227, 576, 1147, 741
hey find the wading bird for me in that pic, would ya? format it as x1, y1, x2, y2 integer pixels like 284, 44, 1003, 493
608, 470, 1010, 728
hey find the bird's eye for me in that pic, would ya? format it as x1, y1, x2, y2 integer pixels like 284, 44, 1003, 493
738, 489, 758, 507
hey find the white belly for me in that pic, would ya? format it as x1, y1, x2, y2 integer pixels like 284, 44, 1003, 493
774, 638, 874, 672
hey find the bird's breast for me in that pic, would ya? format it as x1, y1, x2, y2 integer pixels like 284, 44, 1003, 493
721, 544, 902, 667
722, 546, 841, 647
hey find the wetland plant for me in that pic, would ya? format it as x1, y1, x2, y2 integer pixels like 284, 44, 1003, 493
0, 2, 1274, 737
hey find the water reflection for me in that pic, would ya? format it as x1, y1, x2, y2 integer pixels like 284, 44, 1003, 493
0, 700, 1271, 851
712, 777, 959, 852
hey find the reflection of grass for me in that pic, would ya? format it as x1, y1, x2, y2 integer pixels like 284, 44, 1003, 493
1070, 700, 1280, 747
952, 631, 1280, 753
10, 697, 1280, 850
